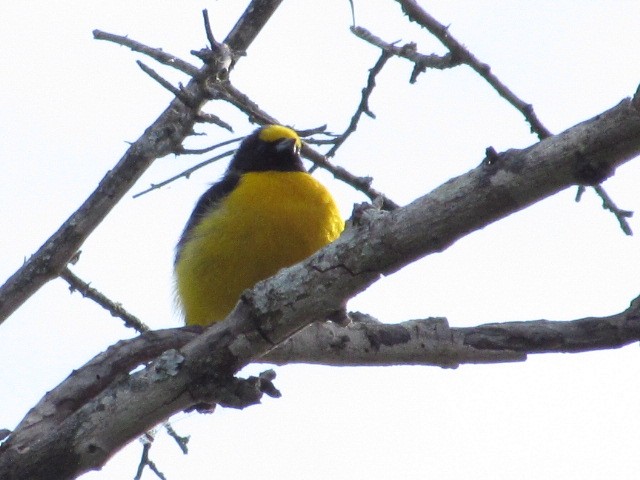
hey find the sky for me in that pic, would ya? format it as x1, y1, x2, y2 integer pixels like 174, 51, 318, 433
2, 1, 640, 479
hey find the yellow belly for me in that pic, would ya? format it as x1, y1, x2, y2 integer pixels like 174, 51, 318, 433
175, 171, 344, 326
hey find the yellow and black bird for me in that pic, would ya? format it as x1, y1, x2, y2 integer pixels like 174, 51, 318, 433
174, 124, 344, 326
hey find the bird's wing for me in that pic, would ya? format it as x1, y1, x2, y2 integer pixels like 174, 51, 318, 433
174, 173, 240, 264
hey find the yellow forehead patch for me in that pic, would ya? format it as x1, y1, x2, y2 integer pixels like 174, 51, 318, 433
258, 125, 302, 149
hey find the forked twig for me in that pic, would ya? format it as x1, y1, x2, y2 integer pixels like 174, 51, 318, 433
394, 0, 552, 139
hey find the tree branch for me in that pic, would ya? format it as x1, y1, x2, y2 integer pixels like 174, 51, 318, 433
351, 25, 461, 83
395, 0, 552, 139
323, 49, 393, 158
265, 293, 640, 364
592, 184, 634, 235
8, 287, 640, 473
92, 30, 200, 76
60, 267, 149, 333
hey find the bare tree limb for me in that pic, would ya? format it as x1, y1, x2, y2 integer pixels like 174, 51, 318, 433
134, 435, 166, 480
92, 30, 199, 76
302, 146, 400, 210
323, 49, 393, 158
351, 25, 461, 82
8, 329, 199, 441
132, 149, 235, 198
60, 267, 149, 333
395, 0, 552, 139
223, 0, 283, 58
592, 184, 634, 235
8, 286, 640, 471
135, 60, 193, 105
267, 292, 640, 363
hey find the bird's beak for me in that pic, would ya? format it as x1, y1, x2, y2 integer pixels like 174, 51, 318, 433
275, 137, 300, 155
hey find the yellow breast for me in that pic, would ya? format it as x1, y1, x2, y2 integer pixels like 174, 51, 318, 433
175, 171, 344, 326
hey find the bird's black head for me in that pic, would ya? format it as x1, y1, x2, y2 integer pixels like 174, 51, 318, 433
228, 125, 306, 174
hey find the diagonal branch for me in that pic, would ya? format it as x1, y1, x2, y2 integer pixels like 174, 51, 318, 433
395, 0, 552, 139
93, 30, 199, 76
324, 49, 393, 158
394, 1, 634, 234
60, 267, 149, 333
592, 184, 634, 235
351, 26, 461, 83
265, 293, 640, 364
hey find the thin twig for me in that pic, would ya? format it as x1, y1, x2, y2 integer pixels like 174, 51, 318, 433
202, 9, 217, 48
136, 61, 195, 106
134, 422, 189, 480
296, 125, 329, 138
348, 0, 356, 26
60, 267, 149, 333
575, 184, 634, 235
93, 30, 199, 76
196, 111, 234, 131
191, 10, 233, 74
302, 146, 399, 210
324, 49, 393, 159
133, 149, 235, 198
593, 185, 634, 235
164, 422, 190, 454
177, 136, 243, 155
134, 433, 167, 480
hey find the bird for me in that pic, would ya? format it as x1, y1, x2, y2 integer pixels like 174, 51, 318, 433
174, 124, 345, 326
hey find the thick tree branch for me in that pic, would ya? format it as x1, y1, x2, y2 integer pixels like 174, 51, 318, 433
0, 0, 284, 325
266, 293, 640, 363
223, 0, 283, 59
8, 288, 640, 470
2, 92, 640, 480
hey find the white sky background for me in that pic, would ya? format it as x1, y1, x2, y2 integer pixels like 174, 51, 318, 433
2, 1, 640, 479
